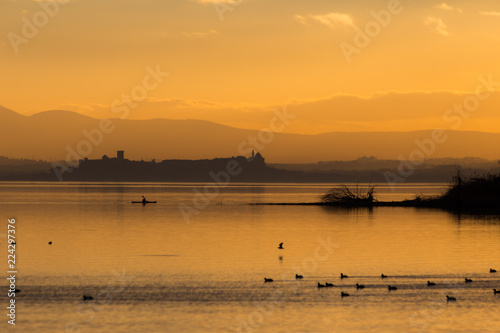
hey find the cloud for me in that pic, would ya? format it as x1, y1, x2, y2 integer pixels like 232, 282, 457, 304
479, 11, 500, 17
295, 12, 356, 30
54, 91, 500, 135
436, 3, 463, 13
424, 16, 450, 36
308, 12, 356, 29
183, 29, 218, 38
294, 15, 308, 26
193, 0, 239, 3
57, 103, 108, 113
436, 3, 453, 11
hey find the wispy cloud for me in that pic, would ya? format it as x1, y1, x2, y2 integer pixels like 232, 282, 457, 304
192, 0, 239, 3
436, 3, 453, 11
294, 15, 308, 26
424, 16, 450, 36
183, 29, 218, 38
57, 103, 109, 113
296, 12, 356, 30
479, 11, 500, 17
436, 3, 463, 13
309, 12, 356, 29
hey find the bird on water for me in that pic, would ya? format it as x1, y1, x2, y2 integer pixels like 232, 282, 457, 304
465, 278, 473, 283
446, 295, 456, 301
278, 242, 284, 249
427, 281, 436, 286
340, 273, 348, 279
388, 285, 397, 291
264, 278, 273, 283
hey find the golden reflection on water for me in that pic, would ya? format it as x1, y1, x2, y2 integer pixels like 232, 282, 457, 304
1, 183, 499, 333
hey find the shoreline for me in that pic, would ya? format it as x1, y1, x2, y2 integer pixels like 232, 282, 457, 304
251, 200, 500, 214
251, 201, 430, 207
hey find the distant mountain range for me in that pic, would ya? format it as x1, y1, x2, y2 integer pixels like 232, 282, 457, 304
1, 106, 499, 163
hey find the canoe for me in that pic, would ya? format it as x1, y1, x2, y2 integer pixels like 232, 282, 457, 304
131, 201, 157, 204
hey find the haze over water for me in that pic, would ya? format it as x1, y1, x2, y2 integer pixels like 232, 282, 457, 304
1, 182, 499, 333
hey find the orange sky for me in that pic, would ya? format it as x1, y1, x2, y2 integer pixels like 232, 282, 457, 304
1, 0, 500, 134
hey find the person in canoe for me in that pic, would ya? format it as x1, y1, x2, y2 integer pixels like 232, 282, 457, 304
132, 197, 156, 204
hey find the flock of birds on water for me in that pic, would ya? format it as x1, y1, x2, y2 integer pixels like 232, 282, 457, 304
14, 240, 97, 301
14, 241, 498, 302
265, 243, 499, 302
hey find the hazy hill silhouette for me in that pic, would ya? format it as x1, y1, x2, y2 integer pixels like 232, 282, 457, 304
58, 91, 500, 134
1, 107, 499, 163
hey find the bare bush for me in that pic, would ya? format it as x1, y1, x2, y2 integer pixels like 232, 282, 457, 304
321, 184, 376, 204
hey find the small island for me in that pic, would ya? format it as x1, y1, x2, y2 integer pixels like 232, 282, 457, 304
258, 172, 500, 214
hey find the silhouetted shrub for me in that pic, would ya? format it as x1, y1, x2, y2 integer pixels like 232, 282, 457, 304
414, 172, 500, 211
321, 184, 376, 204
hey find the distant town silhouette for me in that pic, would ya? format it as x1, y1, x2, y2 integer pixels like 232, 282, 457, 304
0, 149, 499, 182
66, 150, 267, 182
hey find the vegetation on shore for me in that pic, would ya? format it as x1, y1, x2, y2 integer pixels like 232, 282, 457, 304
321, 184, 376, 205
406, 172, 500, 212
262, 172, 500, 213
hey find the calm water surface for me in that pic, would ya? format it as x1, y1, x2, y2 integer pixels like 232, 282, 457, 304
0, 182, 499, 333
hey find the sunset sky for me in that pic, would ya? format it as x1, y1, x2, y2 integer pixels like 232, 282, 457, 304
2, 0, 500, 133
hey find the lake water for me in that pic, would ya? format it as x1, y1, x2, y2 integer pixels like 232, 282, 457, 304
1, 182, 499, 333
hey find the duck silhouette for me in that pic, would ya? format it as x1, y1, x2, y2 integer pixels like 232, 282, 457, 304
295, 274, 303, 279
490, 269, 497, 273
465, 278, 473, 283
264, 278, 273, 283
356, 283, 365, 290
427, 281, 436, 286
446, 295, 456, 301
341, 292, 350, 297
380, 274, 387, 279
493, 289, 499, 294
340, 273, 348, 279
388, 285, 397, 291
317, 283, 326, 288
83, 295, 94, 301
278, 242, 284, 249
325, 282, 334, 287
